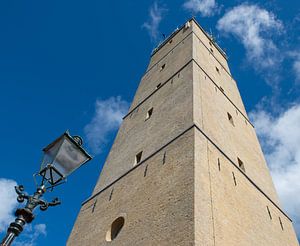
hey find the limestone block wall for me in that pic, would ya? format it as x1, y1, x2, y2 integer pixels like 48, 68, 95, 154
129, 29, 193, 111
194, 63, 280, 204
94, 61, 194, 193
68, 129, 195, 246
194, 130, 298, 246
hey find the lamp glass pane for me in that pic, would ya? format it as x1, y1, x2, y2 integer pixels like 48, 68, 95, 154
41, 137, 64, 170
52, 136, 89, 177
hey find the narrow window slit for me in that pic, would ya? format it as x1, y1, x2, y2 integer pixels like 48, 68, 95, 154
144, 165, 148, 177
160, 64, 166, 71
218, 158, 221, 171
279, 217, 284, 231
92, 199, 97, 213
156, 83, 161, 89
232, 172, 237, 186
109, 188, 114, 201
163, 151, 167, 164
266, 206, 272, 220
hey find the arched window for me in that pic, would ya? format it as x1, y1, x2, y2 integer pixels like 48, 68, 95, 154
106, 217, 125, 242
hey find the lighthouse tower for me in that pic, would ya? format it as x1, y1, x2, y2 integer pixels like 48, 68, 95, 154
67, 18, 299, 246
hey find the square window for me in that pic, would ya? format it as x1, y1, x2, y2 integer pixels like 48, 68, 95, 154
135, 151, 143, 166
145, 107, 153, 120
237, 157, 245, 172
227, 112, 234, 126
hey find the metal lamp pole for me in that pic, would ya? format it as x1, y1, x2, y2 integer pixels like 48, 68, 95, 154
0, 131, 92, 246
1, 185, 60, 246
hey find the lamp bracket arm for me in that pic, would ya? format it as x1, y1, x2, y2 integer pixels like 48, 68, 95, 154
15, 185, 29, 203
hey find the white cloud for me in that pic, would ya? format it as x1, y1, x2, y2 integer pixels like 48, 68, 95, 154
0, 178, 18, 233
183, 0, 218, 17
84, 96, 129, 154
250, 104, 300, 237
142, 2, 167, 42
217, 4, 283, 81
14, 224, 47, 246
0, 179, 46, 245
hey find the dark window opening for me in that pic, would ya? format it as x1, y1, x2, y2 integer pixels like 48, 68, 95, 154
237, 157, 245, 172
156, 83, 161, 89
106, 217, 125, 242
219, 86, 224, 93
218, 158, 221, 171
160, 64, 166, 71
135, 151, 143, 165
210, 48, 214, 53
227, 112, 234, 126
216, 67, 220, 73
169, 39, 173, 44
146, 108, 153, 120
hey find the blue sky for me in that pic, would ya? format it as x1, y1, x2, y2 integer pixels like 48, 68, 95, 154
0, 0, 300, 244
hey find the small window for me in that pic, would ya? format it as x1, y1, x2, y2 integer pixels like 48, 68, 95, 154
209, 41, 212, 46
135, 151, 143, 166
216, 67, 220, 74
219, 86, 224, 93
160, 64, 166, 71
156, 83, 161, 89
106, 217, 125, 242
210, 48, 214, 53
237, 157, 245, 172
169, 39, 173, 44
145, 107, 153, 120
227, 112, 234, 126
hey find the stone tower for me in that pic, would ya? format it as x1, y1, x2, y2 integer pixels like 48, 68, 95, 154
67, 18, 299, 245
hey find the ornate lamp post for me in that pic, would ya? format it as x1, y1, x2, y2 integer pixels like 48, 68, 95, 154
0, 131, 92, 246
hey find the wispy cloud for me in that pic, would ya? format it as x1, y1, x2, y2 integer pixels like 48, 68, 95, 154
183, 0, 218, 17
14, 224, 47, 246
288, 51, 300, 83
217, 4, 283, 85
84, 96, 129, 154
142, 2, 167, 42
0, 178, 18, 233
0, 178, 47, 245
250, 105, 300, 237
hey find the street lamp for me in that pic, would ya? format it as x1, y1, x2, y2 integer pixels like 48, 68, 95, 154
0, 131, 92, 246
